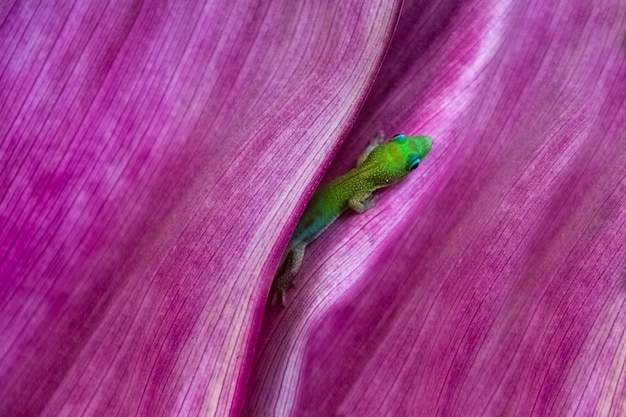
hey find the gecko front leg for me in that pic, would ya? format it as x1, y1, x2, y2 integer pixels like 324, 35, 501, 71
349, 191, 376, 213
271, 244, 305, 306
356, 130, 385, 166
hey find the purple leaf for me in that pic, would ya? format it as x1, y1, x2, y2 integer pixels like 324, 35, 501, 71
0, 1, 400, 415
244, 0, 626, 416
1, 0, 625, 416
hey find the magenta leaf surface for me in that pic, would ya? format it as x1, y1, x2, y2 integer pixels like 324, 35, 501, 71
1, 0, 625, 416
0, 1, 400, 415
245, 0, 626, 416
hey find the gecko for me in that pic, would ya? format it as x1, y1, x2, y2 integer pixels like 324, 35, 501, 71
271, 134, 433, 306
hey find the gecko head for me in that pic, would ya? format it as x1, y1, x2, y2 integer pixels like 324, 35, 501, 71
360, 134, 432, 185
384, 134, 432, 178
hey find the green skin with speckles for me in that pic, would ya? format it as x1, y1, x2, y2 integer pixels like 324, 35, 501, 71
272, 135, 432, 306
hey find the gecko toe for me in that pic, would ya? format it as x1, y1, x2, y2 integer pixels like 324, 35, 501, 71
270, 288, 288, 307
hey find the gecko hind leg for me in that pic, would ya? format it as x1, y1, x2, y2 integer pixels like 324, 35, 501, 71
271, 245, 305, 307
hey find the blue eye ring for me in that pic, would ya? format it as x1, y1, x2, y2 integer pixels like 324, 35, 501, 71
408, 155, 420, 170
393, 134, 407, 142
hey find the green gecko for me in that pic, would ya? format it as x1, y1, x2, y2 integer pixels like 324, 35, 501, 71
271, 134, 432, 306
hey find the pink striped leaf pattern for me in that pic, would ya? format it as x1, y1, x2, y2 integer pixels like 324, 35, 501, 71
1, 0, 625, 416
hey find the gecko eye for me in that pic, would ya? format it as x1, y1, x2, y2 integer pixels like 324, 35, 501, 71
393, 134, 407, 142
407, 155, 420, 170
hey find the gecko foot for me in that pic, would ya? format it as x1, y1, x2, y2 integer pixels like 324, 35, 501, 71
270, 277, 295, 307
271, 284, 295, 307
357, 131, 386, 167
349, 192, 377, 213
270, 246, 304, 308
271, 289, 287, 307
361, 194, 377, 211
373, 130, 385, 144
